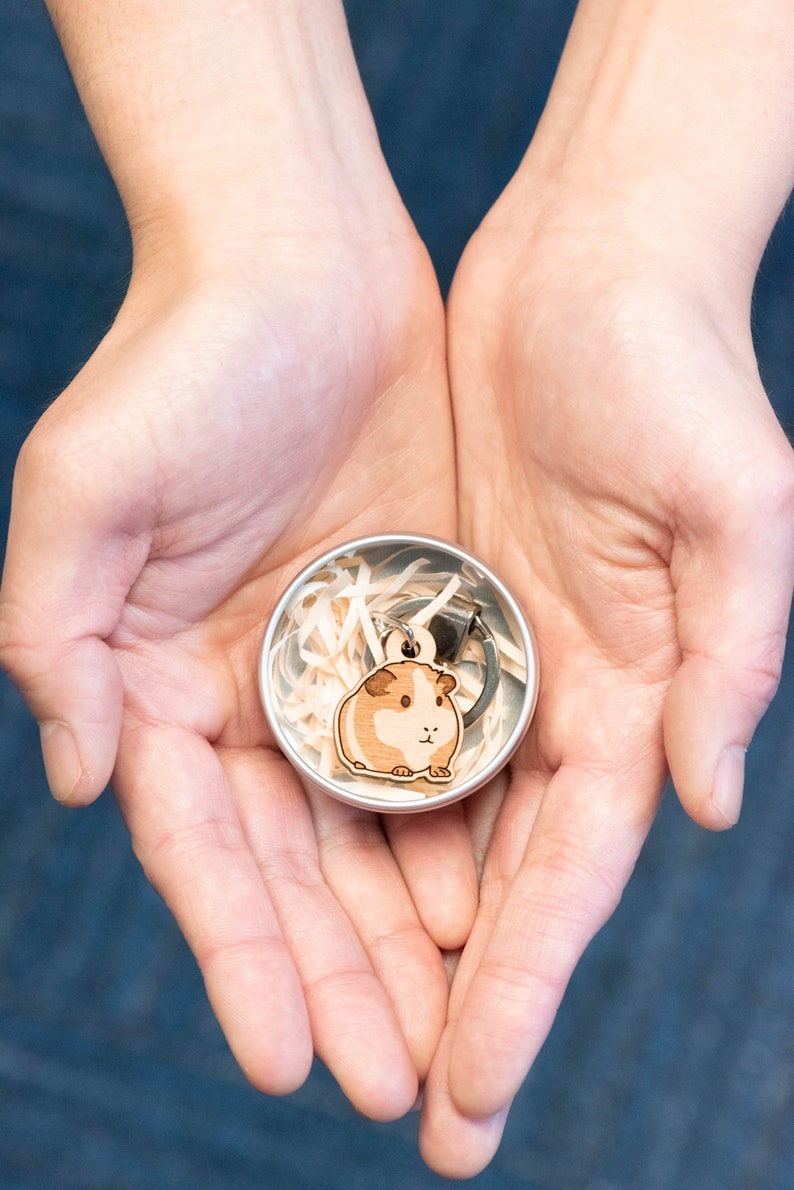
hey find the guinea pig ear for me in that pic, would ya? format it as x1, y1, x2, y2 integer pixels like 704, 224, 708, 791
364, 667, 397, 697
436, 672, 457, 697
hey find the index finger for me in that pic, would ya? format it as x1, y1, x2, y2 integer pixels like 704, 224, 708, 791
445, 758, 664, 1121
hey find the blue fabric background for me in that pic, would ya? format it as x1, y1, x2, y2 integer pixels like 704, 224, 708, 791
1, 3, 793, 1187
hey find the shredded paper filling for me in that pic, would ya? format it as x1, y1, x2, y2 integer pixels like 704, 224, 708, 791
269, 550, 528, 800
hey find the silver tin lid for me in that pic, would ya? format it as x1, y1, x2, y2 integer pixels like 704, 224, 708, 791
259, 534, 538, 813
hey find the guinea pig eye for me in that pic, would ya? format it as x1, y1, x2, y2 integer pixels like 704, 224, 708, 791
400, 695, 411, 708
436, 696, 443, 707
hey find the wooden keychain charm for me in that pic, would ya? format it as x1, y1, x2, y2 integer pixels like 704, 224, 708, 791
334, 622, 464, 783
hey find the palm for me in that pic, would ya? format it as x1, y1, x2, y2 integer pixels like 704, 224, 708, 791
419, 219, 794, 1171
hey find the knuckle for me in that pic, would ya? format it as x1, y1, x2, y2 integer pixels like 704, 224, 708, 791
756, 449, 794, 521
137, 815, 232, 872
739, 638, 786, 718
257, 850, 323, 894
15, 416, 68, 485
197, 932, 282, 978
15, 415, 92, 501
367, 919, 429, 960
726, 441, 794, 528
316, 815, 384, 859
13, 390, 129, 520
0, 604, 46, 687
524, 825, 629, 925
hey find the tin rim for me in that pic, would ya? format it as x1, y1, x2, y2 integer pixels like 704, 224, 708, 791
259, 533, 539, 813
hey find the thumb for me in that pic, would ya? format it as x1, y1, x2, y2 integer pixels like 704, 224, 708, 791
6, 636, 124, 807
663, 467, 794, 830
0, 426, 147, 805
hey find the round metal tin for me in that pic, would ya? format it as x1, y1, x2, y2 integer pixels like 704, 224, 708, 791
259, 534, 538, 813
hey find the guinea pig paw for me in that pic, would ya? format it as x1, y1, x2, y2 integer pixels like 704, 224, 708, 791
429, 766, 451, 778
391, 766, 414, 778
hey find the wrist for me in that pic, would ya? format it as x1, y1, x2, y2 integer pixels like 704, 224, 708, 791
495, 0, 794, 296
48, 1, 407, 274
491, 162, 755, 313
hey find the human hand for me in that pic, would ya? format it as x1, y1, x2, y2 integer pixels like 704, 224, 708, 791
418, 0, 794, 1170
0, 224, 478, 1117
419, 182, 794, 1174
0, 216, 487, 1117
0, 0, 482, 1123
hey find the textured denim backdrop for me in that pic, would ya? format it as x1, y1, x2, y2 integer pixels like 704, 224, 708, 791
1, 3, 793, 1188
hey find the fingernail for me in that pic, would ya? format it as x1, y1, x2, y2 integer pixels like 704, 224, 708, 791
711, 745, 746, 827
39, 722, 82, 803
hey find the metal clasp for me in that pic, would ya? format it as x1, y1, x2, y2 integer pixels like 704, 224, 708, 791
389, 594, 501, 728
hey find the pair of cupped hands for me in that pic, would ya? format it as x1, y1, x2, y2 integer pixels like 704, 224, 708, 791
1, 132, 792, 1178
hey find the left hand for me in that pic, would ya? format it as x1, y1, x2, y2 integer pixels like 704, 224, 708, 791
418, 183, 794, 1175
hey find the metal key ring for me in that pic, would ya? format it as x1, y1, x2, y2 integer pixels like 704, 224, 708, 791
383, 597, 501, 729
371, 612, 417, 654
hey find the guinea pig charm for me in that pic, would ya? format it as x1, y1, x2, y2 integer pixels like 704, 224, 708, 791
334, 625, 463, 784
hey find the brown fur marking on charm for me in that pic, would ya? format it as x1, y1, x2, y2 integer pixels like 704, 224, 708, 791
364, 667, 398, 697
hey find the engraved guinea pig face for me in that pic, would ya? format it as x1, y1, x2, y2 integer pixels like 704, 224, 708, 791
366, 660, 460, 771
